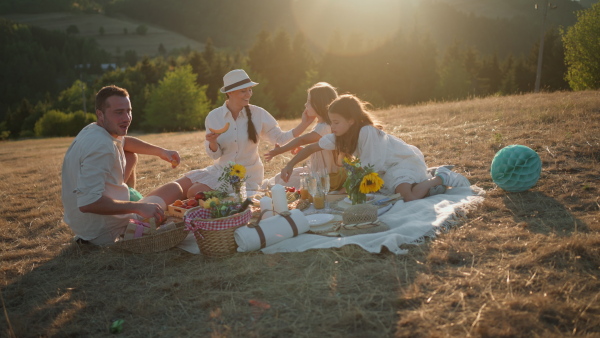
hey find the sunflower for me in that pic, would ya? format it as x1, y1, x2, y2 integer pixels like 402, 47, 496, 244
359, 172, 384, 194
200, 197, 220, 209
343, 157, 360, 167
230, 164, 246, 179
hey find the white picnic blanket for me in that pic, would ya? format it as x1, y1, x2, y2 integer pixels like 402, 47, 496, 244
176, 186, 484, 255
260, 186, 484, 255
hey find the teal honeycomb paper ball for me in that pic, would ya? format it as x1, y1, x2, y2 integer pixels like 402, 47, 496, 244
490, 145, 541, 192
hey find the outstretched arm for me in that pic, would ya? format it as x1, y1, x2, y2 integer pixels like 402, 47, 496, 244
79, 195, 166, 222
290, 109, 316, 138
124, 136, 180, 166
265, 130, 321, 162
280, 143, 322, 182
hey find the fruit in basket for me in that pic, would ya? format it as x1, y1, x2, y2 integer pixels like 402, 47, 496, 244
295, 199, 311, 210
194, 192, 206, 201
173, 199, 184, 206
285, 186, 296, 193
200, 197, 220, 209
209, 122, 230, 134
286, 191, 300, 203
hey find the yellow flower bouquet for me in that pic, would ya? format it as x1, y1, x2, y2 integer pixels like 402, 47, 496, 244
342, 157, 384, 205
218, 162, 249, 203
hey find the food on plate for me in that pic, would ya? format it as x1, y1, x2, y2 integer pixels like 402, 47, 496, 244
286, 191, 300, 203
295, 199, 311, 210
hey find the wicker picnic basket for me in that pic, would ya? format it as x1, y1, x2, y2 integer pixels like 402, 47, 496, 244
113, 221, 188, 254
184, 207, 252, 258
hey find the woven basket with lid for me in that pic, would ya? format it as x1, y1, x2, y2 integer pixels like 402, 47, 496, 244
342, 204, 378, 225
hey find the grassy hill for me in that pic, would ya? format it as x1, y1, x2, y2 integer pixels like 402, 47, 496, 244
1, 91, 599, 336
1, 12, 204, 57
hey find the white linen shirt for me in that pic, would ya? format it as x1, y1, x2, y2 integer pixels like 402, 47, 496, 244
186, 103, 294, 191
318, 125, 429, 194
61, 123, 132, 240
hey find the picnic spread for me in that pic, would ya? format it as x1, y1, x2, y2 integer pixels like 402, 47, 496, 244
114, 162, 484, 256
168, 184, 484, 256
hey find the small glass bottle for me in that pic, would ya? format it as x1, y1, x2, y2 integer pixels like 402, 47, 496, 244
299, 173, 312, 202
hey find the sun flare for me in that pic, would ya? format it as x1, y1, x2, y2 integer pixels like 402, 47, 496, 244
290, 0, 404, 56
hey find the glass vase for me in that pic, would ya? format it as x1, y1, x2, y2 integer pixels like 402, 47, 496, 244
349, 190, 366, 205
233, 182, 246, 203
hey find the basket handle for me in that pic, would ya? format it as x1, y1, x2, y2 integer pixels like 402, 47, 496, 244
247, 210, 298, 249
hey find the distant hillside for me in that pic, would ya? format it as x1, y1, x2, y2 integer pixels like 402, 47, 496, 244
102, 0, 588, 58
1, 12, 204, 57
1, 0, 594, 58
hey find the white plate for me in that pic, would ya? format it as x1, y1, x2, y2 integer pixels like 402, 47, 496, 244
306, 214, 335, 227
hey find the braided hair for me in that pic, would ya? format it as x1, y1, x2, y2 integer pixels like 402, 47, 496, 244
244, 105, 258, 143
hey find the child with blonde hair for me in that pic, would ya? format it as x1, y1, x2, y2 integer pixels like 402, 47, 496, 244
265, 82, 346, 190
280, 94, 470, 201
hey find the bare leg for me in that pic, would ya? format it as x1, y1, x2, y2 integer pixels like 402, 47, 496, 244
175, 177, 214, 199
395, 176, 443, 202
146, 182, 184, 206
124, 151, 138, 189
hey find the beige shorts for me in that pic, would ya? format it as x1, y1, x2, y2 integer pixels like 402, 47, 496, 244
88, 195, 167, 245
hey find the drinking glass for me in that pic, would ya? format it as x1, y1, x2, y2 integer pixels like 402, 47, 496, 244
320, 170, 330, 194
306, 174, 319, 198
311, 173, 326, 210
319, 171, 330, 210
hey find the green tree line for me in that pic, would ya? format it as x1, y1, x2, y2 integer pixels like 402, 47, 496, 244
1, 1, 598, 139
0, 18, 110, 138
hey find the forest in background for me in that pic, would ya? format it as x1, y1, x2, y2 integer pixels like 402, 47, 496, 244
0, 0, 597, 139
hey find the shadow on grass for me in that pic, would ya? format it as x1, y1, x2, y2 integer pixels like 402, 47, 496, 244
2, 240, 416, 337
2, 242, 197, 337
502, 191, 589, 235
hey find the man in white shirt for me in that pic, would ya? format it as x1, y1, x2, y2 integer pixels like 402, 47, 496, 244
61, 85, 183, 244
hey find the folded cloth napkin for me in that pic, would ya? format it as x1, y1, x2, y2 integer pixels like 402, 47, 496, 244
123, 219, 152, 240
234, 209, 309, 252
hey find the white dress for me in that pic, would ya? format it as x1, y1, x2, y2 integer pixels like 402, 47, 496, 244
308, 122, 339, 175
318, 125, 430, 194
268, 122, 340, 188
185, 102, 294, 191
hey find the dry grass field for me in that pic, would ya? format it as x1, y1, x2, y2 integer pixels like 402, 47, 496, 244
2, 12, 204, 56
1, 91, 599, 337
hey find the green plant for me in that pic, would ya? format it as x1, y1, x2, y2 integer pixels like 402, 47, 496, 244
562, 3, 600, 90
494, 132, 503, 144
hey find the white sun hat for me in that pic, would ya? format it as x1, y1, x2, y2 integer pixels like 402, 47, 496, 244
220, 69, 259, 93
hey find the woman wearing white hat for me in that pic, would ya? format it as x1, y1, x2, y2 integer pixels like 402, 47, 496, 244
176, 69, 315, 198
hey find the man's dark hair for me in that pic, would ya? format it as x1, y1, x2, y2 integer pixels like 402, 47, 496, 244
95, 85, 129, 112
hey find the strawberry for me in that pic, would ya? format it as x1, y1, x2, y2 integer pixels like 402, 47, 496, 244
194, 192, 206, 201
285, 186, 296, 193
